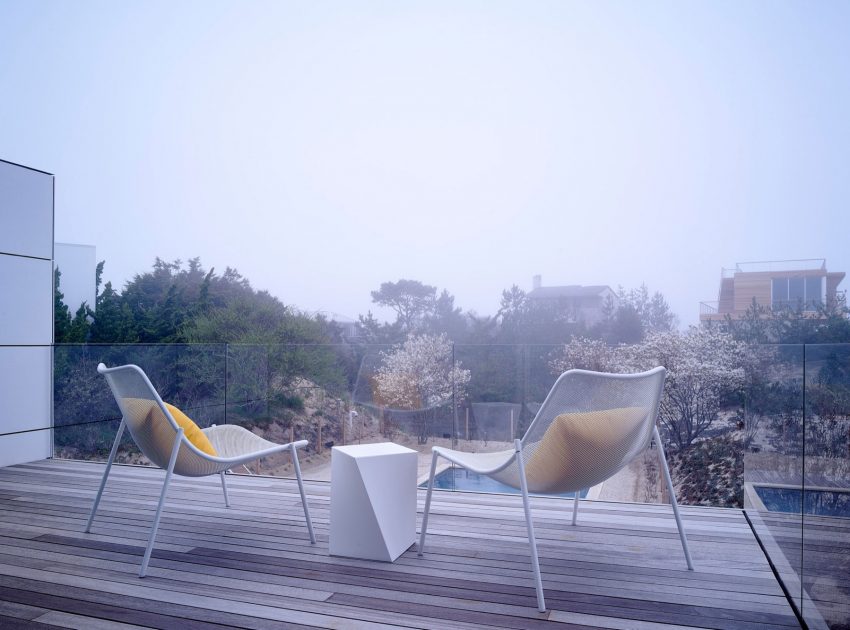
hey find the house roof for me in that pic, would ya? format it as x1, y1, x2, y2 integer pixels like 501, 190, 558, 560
528, 285, 613, 299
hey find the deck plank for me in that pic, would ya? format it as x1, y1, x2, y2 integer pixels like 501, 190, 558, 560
0, 459, 799, 629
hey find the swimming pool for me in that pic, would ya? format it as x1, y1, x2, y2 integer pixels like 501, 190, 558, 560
421, 466, 588, 498
755, 486, 850, 518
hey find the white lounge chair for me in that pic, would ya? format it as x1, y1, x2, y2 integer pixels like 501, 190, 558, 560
418, 366, 693, 612
86, 362, 316, 577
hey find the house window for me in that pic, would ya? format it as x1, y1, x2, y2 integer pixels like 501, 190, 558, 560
771, 278, 786, 309
789, 277, 805, 305
771, 276, 824, 310
806, 276, 823, 308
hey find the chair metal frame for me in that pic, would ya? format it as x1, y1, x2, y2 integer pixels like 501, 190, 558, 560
418, 367, 694, 612
86, 363, 316, 577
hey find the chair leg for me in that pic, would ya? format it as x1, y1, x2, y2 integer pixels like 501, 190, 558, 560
515, 439, 546, 612
290, 443, 315, 544
571, 490, 580, 526
220, 471, 230, 508
418, 450, 439, 556
654, 426, 694, 570
85, 419, 126, 533
139, 429, 182, 578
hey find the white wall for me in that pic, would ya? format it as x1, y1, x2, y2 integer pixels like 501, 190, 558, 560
54, 242, 96, 314
0, 159, 54, 467
0, 161, 53, 259
0, 254, 53, 344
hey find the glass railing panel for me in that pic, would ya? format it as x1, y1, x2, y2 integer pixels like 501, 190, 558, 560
346, 343, 395, 445
743, 344, 805, 619
53, 341, 840, 530
220, 343, 278, 476
456, 343, 525, 444
803, 343, 850, 629
225, 343, 271, 424
525, 343, 592, 503
273, 342, 354, 453
273, 343, 353, 480
528, 343, 673, 505
440, 344, 526, 492
53, 343, 226, 465
524, 344, 567, 411
348, 343, 459, 486
223, 343, 352, 480
169, 342, 227, 426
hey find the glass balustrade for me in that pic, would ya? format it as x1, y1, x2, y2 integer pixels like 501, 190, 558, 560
51, 341, 850, 628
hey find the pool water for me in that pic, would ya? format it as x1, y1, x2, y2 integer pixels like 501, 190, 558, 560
755, 486, 850, 518
421, 466, 588, 498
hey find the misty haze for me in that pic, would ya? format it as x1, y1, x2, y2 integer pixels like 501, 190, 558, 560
2, 2, 849, 629
2, 2, 848, 326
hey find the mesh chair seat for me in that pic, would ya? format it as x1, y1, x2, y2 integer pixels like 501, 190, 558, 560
431, 446, 515, 476
203, 424, 306, 464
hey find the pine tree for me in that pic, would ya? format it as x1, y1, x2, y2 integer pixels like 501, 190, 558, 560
54, 268, 72, 343
67, 303, 90, 343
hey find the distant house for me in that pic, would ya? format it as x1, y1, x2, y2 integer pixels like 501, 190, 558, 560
527, 275, 617, 326
699, 259, 846, 322
318, 312, 359, 342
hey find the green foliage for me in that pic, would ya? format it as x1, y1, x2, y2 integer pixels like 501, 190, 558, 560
362, 280, 471, 343
55, 257, 352, 460
353, 279, 681, 411
356, 311, 400, 344
77, 257, 342, 353
54, 268, 73, 342
67, 303, 90, 343
89, 281, 136, 343
424, 290, 468, 340
608, 303, 643, 344
720, 298, 850, 344
671, 435, 744, 508
594, 283, 677, 344
276, 393, 305, 412
496, 285, 584, 345
54, 267, 92, 343
121, 257, 207, 342
53, 349, 125, 457
462, 344, 523, 405
370, 279, 437, 333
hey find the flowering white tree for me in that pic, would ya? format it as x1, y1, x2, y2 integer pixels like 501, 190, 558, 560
630, 329, 749, 449
374, 333, 471, 443
549, 336, 628, 374
550, 328, 750, 450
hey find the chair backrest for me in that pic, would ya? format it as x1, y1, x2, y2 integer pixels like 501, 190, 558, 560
98, 363, 216, 474
491, 367, 666, 494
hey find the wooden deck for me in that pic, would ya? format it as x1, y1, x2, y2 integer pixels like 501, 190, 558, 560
0, 459, 800, 629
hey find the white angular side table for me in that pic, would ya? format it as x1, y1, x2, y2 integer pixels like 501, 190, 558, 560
329, 442, 418, 562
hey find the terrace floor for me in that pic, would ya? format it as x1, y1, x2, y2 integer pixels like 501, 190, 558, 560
0, 459, 800, 629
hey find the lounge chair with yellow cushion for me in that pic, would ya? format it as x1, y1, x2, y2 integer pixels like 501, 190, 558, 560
86, 363, 315, 577
417, 366, 693, 612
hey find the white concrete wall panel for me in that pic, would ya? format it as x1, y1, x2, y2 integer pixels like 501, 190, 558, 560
0, 255, 53, 345
0, 161, 53, 259
0, 430, 51, 468
0, 160, 53, 465
0, 347, 52, 435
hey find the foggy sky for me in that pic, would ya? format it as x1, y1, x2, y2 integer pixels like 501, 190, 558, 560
2, 1, 849, 328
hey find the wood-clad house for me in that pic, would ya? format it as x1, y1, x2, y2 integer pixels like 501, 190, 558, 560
700, 259, 846, 322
